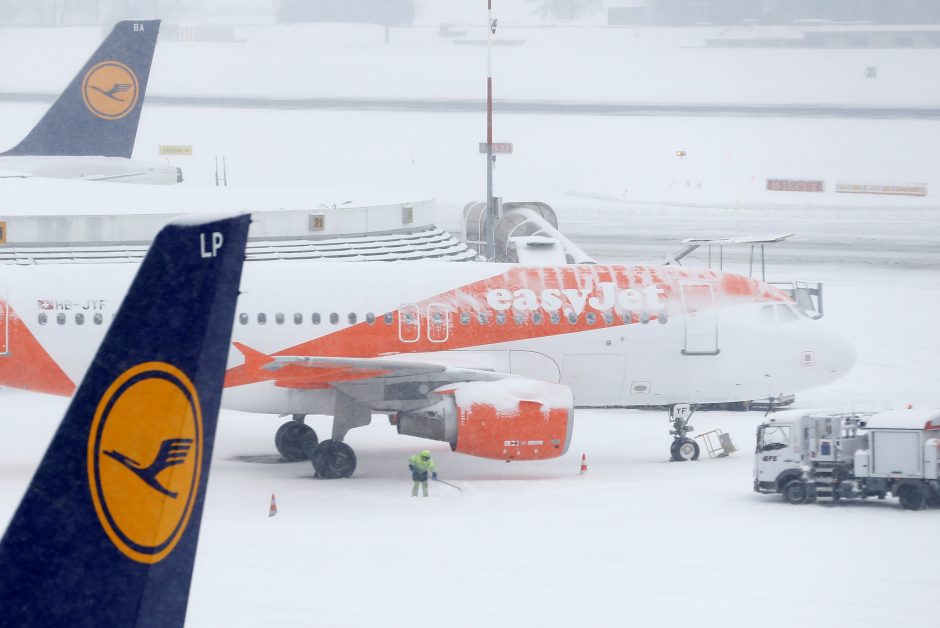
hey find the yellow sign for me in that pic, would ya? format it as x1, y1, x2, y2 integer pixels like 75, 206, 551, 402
82, 60, 139, 121
159, 145, 194, 156
87, 362, 202, 564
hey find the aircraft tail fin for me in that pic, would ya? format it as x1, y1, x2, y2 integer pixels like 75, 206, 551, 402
2, 19, 160, 158
0, 212, 250, 628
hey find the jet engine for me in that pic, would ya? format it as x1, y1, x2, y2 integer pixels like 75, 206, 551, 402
395, 378, 573, 461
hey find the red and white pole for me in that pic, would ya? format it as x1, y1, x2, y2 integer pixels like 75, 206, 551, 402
484, 0, 496, 260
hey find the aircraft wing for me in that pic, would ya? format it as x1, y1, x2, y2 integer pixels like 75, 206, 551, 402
227, 342, 505, 410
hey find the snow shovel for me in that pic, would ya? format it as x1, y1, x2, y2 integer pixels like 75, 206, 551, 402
434, 478, 462, 492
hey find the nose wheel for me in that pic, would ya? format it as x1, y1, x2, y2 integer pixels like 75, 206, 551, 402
668, 404, 700, 462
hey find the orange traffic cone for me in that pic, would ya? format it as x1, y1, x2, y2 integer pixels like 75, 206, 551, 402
269, 493, 278, 517
579, 453, 587, 475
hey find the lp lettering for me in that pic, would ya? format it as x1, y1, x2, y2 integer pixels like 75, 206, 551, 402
200, 232, 224, 258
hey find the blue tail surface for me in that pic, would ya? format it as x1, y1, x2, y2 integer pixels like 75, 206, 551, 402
2, 19, 160, 158
0, 213, 250, 628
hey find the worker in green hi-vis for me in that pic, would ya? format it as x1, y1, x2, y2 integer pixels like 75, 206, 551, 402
408, 449, 437, 497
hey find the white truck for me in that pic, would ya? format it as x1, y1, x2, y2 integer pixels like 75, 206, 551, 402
753, 409, 940, 510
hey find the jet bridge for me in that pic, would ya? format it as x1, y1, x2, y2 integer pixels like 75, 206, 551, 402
663, 234, 824, 319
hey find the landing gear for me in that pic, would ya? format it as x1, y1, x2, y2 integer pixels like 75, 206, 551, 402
312, 440, 357, 479
274, 416, 318, 461
668, 403, 700, 462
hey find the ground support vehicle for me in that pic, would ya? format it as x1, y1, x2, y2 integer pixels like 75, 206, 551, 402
753, 409, 940, 510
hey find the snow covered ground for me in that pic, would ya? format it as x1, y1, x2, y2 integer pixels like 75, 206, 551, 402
1, 20, 939, 628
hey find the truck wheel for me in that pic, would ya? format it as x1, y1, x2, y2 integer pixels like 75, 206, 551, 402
782, 480, 808, 505
898, 483, 928, 511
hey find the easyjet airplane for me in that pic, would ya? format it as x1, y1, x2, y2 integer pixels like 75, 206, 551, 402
0, 258, 854, 476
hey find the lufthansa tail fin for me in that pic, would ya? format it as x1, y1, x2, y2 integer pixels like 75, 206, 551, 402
2, 19, 160, 158
0, 213, 250, 628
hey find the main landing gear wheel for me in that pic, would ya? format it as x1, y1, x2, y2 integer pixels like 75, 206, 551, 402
275, 421, 318, 462
670, 437, 700, 462
312, 439, 357, 479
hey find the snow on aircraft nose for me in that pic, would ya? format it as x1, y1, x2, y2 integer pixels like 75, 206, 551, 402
810, 321, 857, 385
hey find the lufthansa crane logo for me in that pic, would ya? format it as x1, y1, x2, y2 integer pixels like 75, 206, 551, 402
87, 362, 202, 564
81, 60, 139, 120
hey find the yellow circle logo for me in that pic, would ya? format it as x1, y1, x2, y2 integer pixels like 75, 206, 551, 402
81, 60, 139, 120
87, 362, 202, 564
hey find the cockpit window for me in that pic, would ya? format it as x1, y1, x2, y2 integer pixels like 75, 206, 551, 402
758, 425, 792, 452
776, 303, 798, 323
760, 304, 775, 324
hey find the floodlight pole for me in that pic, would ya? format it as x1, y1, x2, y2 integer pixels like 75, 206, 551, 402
484, 0, 496, 260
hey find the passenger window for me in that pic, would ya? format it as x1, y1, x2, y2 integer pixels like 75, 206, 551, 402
312, 313, 321, 325
496, 312, 506, 325
384, 312, 394, 325
348, 313, 357, 325
532, 311, 543, 325
75, 313, 84, 325
586, 312, 596, 325
621, 313, 631, 324
275, 313, 285, 325
639, 312, 649, 324
56, 313, 65, 325
567, 312, 578, 324
477, 312, 489, 325
550, 311, 560, 325
257, 313, 267, 325
514, 312, 526, 325
366, 312, 376, 324
603, 312, 614, 324
294, 313, 302, 324
239, 313, 248, 325
38, 313, 47, 325
658, 312, 668, 325
94, 313, 103, 325
330, 313, 339, 324
460, 312, 470, 325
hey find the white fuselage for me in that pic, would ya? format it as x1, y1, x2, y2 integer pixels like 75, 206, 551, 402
0, 155, 180, 184
0, 260, 855, 416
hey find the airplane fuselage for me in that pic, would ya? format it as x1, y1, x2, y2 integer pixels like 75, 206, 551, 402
0, 260, 855, 415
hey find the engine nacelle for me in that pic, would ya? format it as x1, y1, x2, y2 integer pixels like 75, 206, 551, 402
397, 378, 573, 461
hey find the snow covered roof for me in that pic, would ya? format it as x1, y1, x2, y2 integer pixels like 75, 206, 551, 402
864, 409, 940, 431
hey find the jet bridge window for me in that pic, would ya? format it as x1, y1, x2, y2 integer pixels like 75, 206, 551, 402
75, 313, 84, 325
758, 425, 792, 452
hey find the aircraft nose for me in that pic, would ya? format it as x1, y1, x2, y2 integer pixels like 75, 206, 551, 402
819, 325, 857, 382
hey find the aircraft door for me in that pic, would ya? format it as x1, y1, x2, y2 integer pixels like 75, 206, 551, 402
680, 283, 719, 355
427, 304, 449, 343
398, 304, 420, 343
